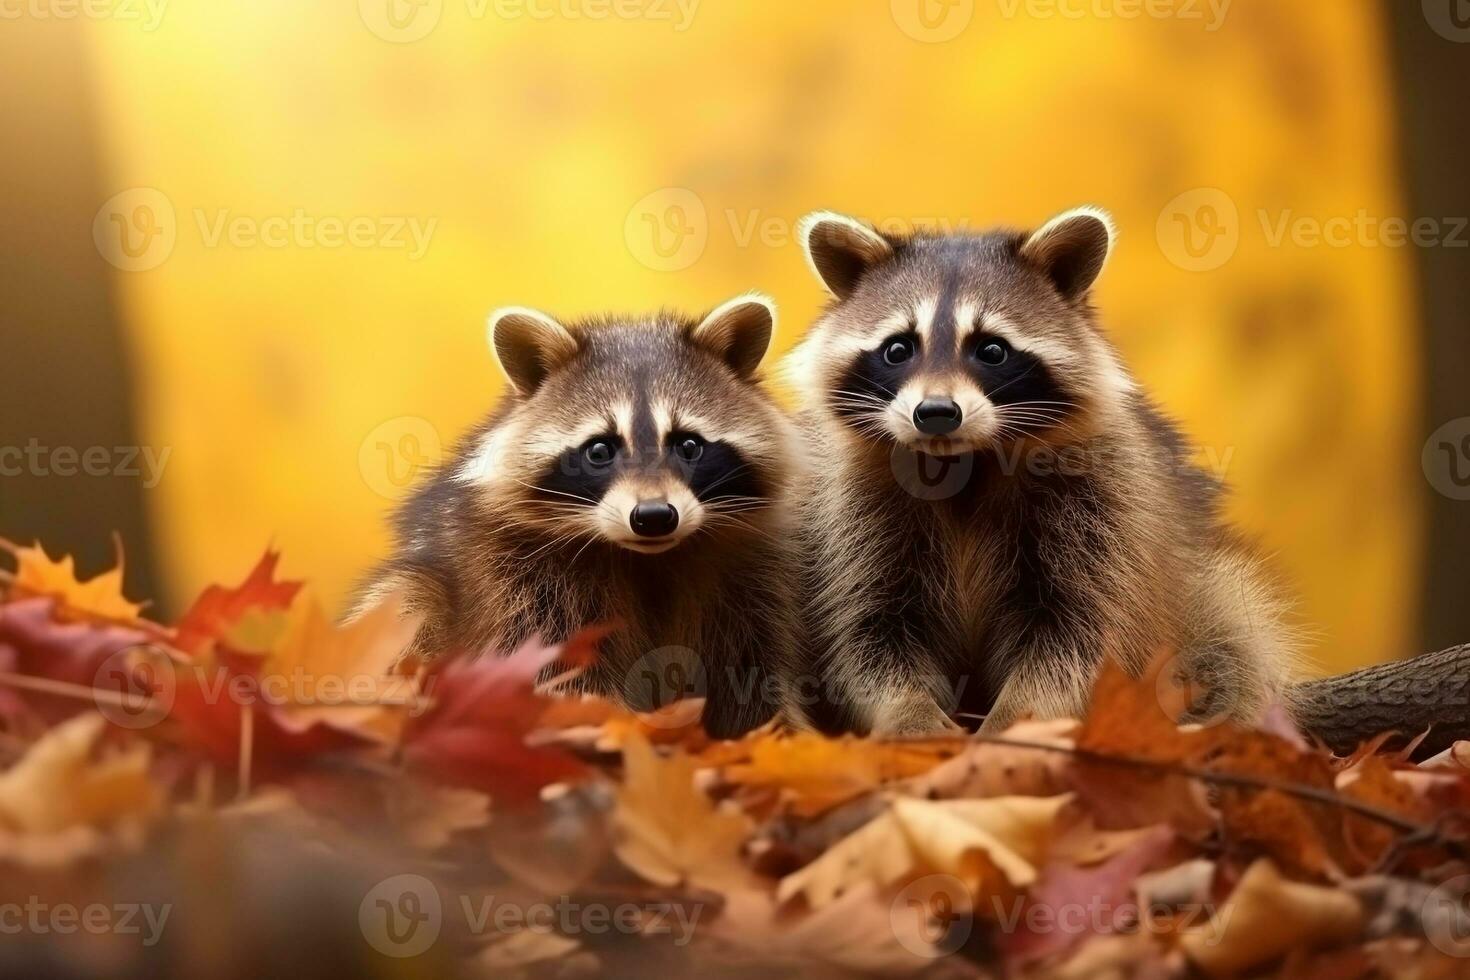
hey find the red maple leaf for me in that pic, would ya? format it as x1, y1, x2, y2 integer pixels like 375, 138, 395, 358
401, 626, 610, 805
0, 596, 156, 726
166, 650, 377, 781
173, 550, 302, 656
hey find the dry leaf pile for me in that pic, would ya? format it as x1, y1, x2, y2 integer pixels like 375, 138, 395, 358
1, 540, 1469, 979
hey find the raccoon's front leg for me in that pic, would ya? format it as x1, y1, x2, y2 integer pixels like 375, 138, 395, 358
977, 653, 1096, 734
869, 673, 964, 735
695, 566, 797, 739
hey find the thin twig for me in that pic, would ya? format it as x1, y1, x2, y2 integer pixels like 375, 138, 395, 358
0, 671, 154, 711
945, 733, 1458, 849
238, 702, 254, 799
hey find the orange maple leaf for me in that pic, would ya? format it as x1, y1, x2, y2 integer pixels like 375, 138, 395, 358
2, 540, 144, 623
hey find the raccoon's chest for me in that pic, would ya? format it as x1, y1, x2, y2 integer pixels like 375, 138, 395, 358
918, 510, 1007, 654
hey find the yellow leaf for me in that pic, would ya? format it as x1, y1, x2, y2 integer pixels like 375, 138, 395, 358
613, 732, 756, 892
7, 542, 144, 622
0, 714, 159, 866
720, 732, 959, 817
1179, 859, 1364, 977
260, 590, 422, 739
776, 794, 1072, 909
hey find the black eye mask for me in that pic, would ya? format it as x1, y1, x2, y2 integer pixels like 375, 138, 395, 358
684, 440, 765, 504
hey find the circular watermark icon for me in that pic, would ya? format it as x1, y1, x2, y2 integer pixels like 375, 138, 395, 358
1423, 874, 1470, 957
1156, 187, 1239, 272
621, 646, 707, 726
358, 0, 443, 42
360, 874, 443, 958
1423, 0, 1470, 42
359, 416, 444, 499
93, 188, 177, 272
624, 188, 708, 272
889, 874, 973, 959
890, 445, 976, 500
890, 0, 974, 43
1152, 652, 1229, 730
92, 645, 176, 730
1423, 417, 1470, 501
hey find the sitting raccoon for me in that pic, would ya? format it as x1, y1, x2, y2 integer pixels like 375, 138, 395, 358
354, 296, 799, 737
785, 208, 1296, 735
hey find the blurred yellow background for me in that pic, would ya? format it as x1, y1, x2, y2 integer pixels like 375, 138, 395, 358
4, 1, 1431, 674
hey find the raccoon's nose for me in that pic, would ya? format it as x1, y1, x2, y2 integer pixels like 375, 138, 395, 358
630, 502, 679, 538
913, 398, 963, 436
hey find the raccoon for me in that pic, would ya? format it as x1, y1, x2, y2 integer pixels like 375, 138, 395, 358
353, 296, 799, 737
785, 208, 1296, 736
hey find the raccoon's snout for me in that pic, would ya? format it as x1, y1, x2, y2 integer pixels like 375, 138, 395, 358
630, 501, 679, 538
913, 398, 963, 436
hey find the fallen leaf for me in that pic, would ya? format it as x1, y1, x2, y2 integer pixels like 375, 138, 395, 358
173, 550, 302, 656
1420, 742, 1470, 771
3, 541, 144, 623
403, 632, 603, 804
613, 732, 756, 892
719, 732, 959, 817
1336, 755, 1437, 872
1045, 932, 1174, 980
1179, 859, 1364, 977
0, 713, 159, 866
0, 596, 156, 725
260, 590, 421, 739
714, 883, 954, 975
167, 649, 381, 783
776, 794, 1072, 910
1002, 824, 1175, 964
902, 718, 1077, 801
1073, 656, 1217, 836
1134, 858, 1215, 912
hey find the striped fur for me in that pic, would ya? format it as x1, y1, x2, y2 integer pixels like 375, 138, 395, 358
351, 299, 801, 738
785, 209, 1296, 735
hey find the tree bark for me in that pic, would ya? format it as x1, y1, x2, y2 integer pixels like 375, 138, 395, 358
1291, 644, 1470, 758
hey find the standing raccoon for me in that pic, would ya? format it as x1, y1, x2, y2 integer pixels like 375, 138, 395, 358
354, 296, 798, 737
786, 208, 1295, 735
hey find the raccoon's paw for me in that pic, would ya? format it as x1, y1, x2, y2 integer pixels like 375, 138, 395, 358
869, 690, 961, 737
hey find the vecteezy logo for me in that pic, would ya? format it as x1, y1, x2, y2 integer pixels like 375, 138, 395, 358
1423, 418, 1470, 501
622, 646, 707, 727
1424, 0, 1470, 42
624, 188, 708, 272
891, 0, 974, 42
359, 417, 444, 500
1156, 188, 1240, 272
93, 645, 176, 730
890, 874, 973, 958
1424, 875, 1470, 957
358, 0, 443, 43
359, 874, 442, 958
93, 188, 177, 272
890, 445, 976, 500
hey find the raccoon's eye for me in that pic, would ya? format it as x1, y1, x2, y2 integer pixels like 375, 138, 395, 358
975, 338, 1010, 366
672, 435, 704, 463
583, 439, 617, 468
882, 335, 916, 365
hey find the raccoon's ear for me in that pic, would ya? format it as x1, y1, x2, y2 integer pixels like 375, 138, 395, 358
799, 211, 894, 300
1021, 206, 1116, 301
690, 294, 775, 380
488, 307, 579, 395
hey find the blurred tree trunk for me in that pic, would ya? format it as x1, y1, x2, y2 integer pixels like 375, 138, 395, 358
1385, 2, 1470, 652
0, 21, 162, 607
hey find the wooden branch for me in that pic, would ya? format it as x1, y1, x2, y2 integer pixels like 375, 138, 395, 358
1290, 643, 1470, 758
